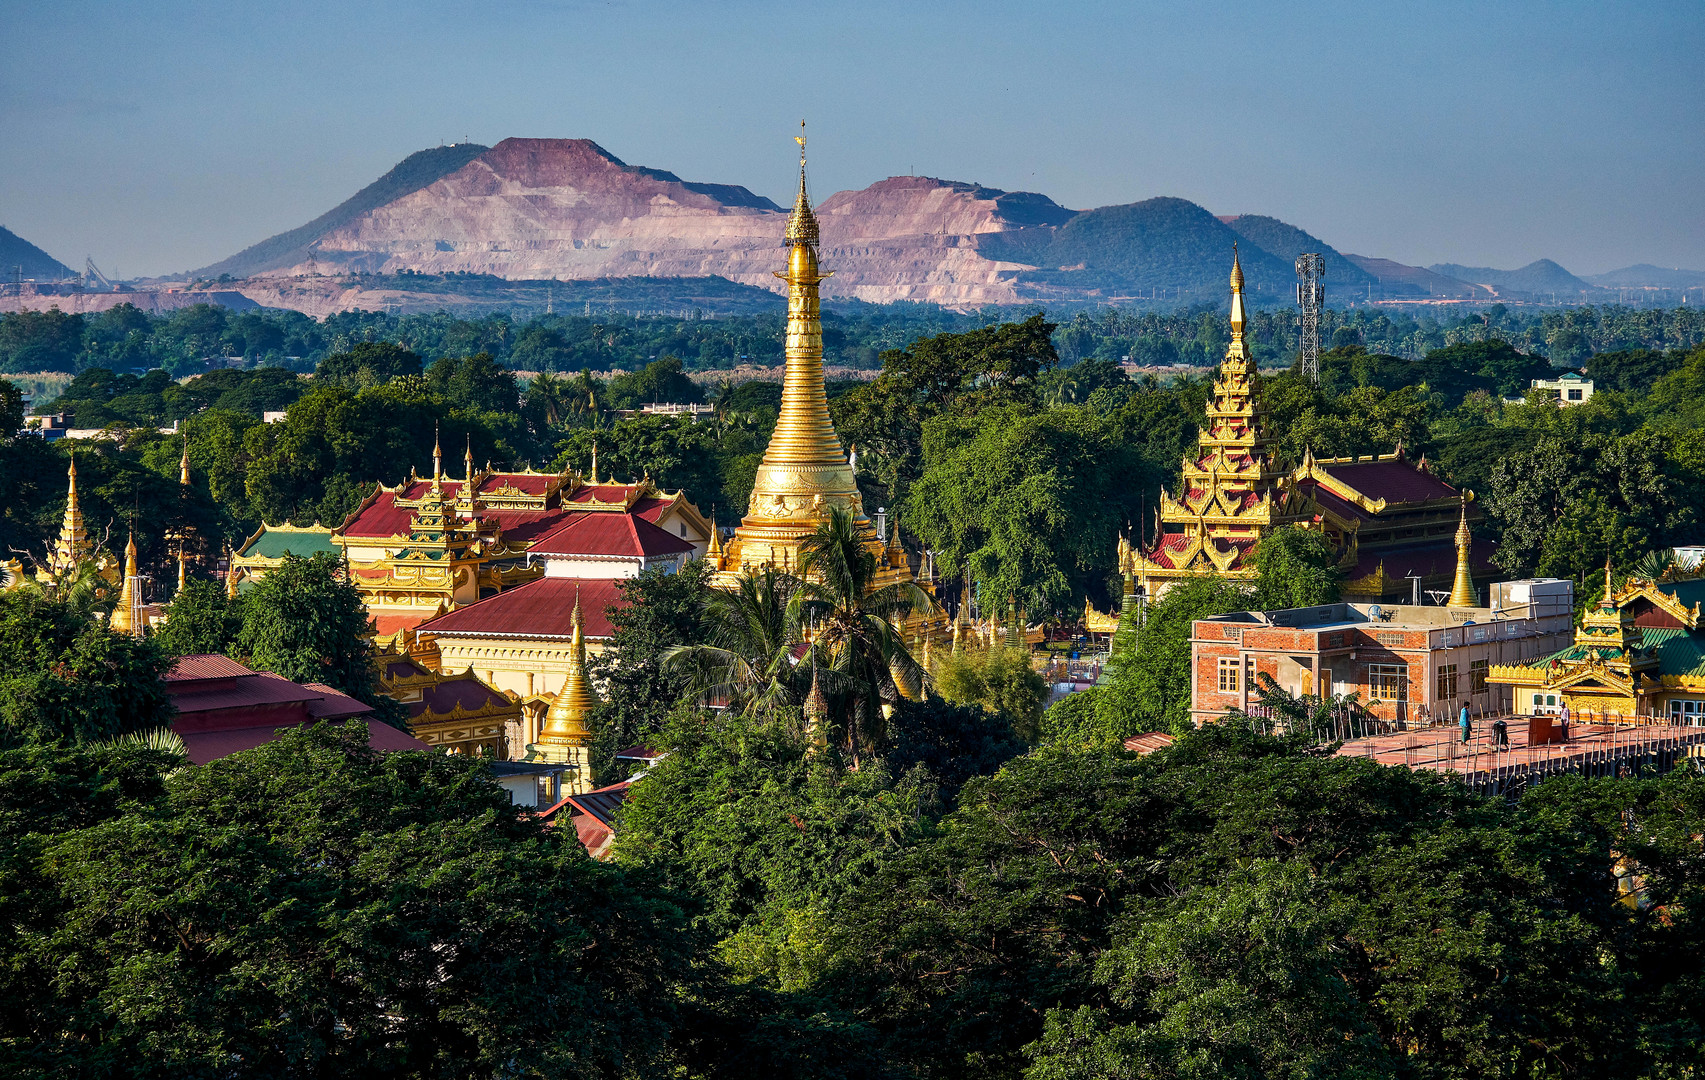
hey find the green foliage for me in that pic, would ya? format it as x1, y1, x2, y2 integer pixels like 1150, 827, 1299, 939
231, 553, 400, 726
1251, 523, 1344, 610
907, 405, 1149, 613
1096, 575, 1255, 738
607, 355, 705, 409
0, 722, 694, 1077
587, 561, 717, 782
1037, 686, 1119, 749
0, 590, 175, 745
152, 578, 240, 656
313, 340, 422, 386
931, 645, 1047, 741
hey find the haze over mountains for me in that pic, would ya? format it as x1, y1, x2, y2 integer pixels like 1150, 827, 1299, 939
8, 138, 1699, 312
1, 226, 75, 282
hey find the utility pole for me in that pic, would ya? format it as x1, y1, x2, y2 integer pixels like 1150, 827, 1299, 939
1296, 254, 1325, 385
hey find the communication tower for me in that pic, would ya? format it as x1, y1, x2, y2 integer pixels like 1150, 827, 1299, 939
1296, 253, 1325, 385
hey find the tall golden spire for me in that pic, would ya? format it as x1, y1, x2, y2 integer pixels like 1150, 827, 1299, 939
179, 435, 191, 487
540, 589, 597, 747
110, 532, 141, 636
464, 435, 474, 482
430, 423, 443, 495
1447, 497, 1476, 607
50, 452, 89, 575
726, 124, 869, 570
1226, 245, 1248, 361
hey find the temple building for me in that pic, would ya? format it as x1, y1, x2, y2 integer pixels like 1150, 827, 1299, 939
1131, 253, 1495, 606
707, 135, 941, 639
377, 649, 523, 756
522, 591, 598, 795
229, 439, 713, 642
1490, 569, 1705, 724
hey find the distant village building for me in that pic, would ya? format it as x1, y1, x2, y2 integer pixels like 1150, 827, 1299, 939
1129, 254, 1496, 606
1528, 371, 1594, 405
1190, 578, 1574, 728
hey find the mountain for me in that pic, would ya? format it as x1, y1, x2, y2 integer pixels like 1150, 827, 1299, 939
1219, 215, 1376, 296
193, 143, 491, 278
0, 225, 76, 281
1427, 258, 1601, 299
986, 197, 1297, 301
1586, 264, 1705, 290
1341, 254, 1483, 299
197, 138, 1494, 308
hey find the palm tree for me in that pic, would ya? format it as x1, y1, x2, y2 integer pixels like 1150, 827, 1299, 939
663, 566, 804, 717
790, 505, 934, 767
527, 370, 568, 426
1632, 549, 1675, 584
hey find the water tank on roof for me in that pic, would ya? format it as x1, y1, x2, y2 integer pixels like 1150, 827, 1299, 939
1367, 605, 1383, 621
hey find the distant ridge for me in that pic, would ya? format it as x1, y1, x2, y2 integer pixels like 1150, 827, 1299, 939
1586, 264, 1705, 290
1219, 215, 1376, 296
0, 225, 76, 281
1341, 255, 1481, 299
1427, 258, 1600, 298
193, 143, 491, 278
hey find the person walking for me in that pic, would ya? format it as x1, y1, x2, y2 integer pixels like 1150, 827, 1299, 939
1492, 716, 1509, 750
1459, 702, 1473, 745
1557, 703, 1570, 744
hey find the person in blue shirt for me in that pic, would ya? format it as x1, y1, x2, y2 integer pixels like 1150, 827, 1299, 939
1459, 702, 1472, 744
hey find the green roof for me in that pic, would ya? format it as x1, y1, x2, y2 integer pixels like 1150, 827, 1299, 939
1643, 626, 1705, 679
241, 525, 337, 560
1657, 579, 1705, 611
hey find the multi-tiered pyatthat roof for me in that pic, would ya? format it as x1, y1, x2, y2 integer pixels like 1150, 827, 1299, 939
1132, 251, 1310, 594
713, 131, 883, 581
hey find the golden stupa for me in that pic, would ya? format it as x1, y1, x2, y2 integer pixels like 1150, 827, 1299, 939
529, 589, 597, 794
710, 128, 901, 588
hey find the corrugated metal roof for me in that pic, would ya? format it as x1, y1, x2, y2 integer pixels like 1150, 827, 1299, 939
165, 654, 255, 681
565, 780, 632, 828
1321, 460, 1460, 505
180, 718, 430, 766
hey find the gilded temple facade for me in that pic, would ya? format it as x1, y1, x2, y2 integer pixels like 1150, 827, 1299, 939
1131, 253, 1313, 595
1131, 254, 1496, 606
1491, 570, 1705, 724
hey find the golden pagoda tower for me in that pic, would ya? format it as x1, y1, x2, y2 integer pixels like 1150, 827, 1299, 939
49, 453, 90, 576
179, 436, 191, 486
1447, 498, 1477, 607
1131, 250, 1307, 596
531, 590, 596, 793
110, 532, 142, 637
714, 127, 889, 583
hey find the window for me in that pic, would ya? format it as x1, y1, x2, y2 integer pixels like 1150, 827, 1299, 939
1377, 631, 1405, 646
1369, 664, 1408, 701
1218, 657, 1240, 694
1470, 658, 1489, 693
1670, 700, 1705, 725
1532, 693, 1559, 714
1436, 664, 1459, 699
1568, 389, 1583, 401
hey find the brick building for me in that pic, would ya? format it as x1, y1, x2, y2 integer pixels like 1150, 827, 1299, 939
1189, 580, 1574, 727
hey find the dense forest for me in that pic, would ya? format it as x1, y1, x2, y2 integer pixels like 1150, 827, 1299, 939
2, 298, 1700, 381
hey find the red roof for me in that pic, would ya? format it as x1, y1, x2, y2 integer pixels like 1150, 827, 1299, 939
408, 673, 514, 719
1303, 482, 1373, 523
529, 511, 697, 559
1321, 460, 1458, 506
1123, 732, 1176, 755
164, 654, 255, 682
1346, 538, 1497, 582
1144, 533, 1256, 571
417, 576, 626, 640
372, 612, 434, 637
340, 474, 570, 539
180, 718, 430, 766
566, 483, 645, 504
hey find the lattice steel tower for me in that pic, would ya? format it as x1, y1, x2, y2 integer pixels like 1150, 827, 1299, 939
1296, 253, 1325, 385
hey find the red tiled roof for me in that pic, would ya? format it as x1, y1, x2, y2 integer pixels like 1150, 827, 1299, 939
416, 576, 626, 640
1122, 732, 1176, 755
567, 483, 645, 504
1321, 460, 1458, 506
180, 718, 430, 766
564, 780, 632, 828
340, 475, 570, 539
529, 511, 697, 558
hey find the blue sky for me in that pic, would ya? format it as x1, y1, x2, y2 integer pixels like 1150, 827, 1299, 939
2, 0, 1699, 278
